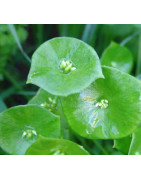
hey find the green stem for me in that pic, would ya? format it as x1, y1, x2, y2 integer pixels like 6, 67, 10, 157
81, 24, 98, 45
3, 71, 22, 90
120, 31, 140, 46
16, 91, 36, 96
93, 140, 109, 155
8, 24, 31, 63
76, 136, 95, 155
37, 24, 43, 45
0, 82, 25, 100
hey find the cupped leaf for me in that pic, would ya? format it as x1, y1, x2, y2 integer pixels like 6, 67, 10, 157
26, 136, 89, 155
128, 126, 141, 155
61, 66, 141, 139
0, 105, 60, 155
28, 88, 60, 115
114, 136, 131, 155
101, 42, 133, 73
27, 37, 104, 96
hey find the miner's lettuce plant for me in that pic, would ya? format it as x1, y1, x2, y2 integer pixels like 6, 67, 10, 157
0, 37, 141, 155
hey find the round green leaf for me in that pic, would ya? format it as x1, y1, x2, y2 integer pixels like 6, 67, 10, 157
61, 66, 141, 139
26, 136, 89, 155
28, 88, 60, 115
27, 37, 104, 96
0, 105, 60, 155
114, 136, 131, 155
101, 42, 133, 73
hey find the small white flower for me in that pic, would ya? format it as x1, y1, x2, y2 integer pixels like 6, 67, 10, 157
66, 60, 70, 65
32, 130, 37, 136
64, 63, 72, 73
71, 67, 76, 71
48, 97, 53, 102
61, 60, 66, 68
95, 99, 108, 109
22, 131, 27, 137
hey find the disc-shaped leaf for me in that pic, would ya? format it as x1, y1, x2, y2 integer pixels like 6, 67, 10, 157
61, 66, 141, 139
26, 136, 89, 155
101, 42, 133, 73
27, 37, 104, 96
0, 105, 60, 155
28, 88, 60, 115
114, 136, 131, 155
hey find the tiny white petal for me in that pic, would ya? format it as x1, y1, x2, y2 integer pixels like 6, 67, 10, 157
71, 67, 76, 71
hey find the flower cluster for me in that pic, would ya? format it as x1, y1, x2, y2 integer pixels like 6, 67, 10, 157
40, 97, 57, 112
59, 60, 76, 74
22, 129, 37, 139
95, 99, 108, 109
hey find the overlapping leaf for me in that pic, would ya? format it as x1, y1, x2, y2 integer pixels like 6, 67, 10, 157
0, 105, 60, 154
26, 136, 89, 155
61, 66, 141, 139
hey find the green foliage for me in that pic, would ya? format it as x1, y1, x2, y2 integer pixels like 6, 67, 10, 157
128, 126, 141, 155
114, 136, 131, 155
101, 42, 133, 73
0, 105, 60, 154
26, 136, 89, 155
61, 66, 141, 139
114, 126, 141, 155
0, 24, 28, 79
58, 24, 85, 39
27, 37, 103, 96
0, 98, 7, 113
28, 88, 60, 115
1, 24, 141, 155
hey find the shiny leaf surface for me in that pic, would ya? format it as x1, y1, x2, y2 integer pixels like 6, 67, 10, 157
26, 136, 89, 155
0, 105, 60, 154
61, 66, 141, 139
27, 37, 104, 96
